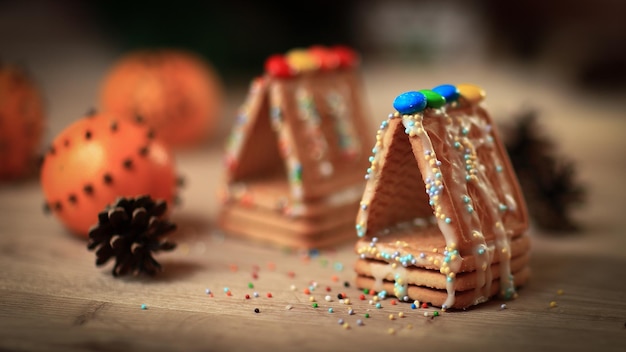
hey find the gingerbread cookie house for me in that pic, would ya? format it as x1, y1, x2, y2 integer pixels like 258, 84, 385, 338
353, 84, 531, 309
218, 46, 373, 249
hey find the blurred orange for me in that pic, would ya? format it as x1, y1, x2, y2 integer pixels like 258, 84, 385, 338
0, 63, 45, 180
99, 49, 223, 149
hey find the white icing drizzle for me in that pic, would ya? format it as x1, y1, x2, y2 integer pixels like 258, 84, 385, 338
270, 82, 304, 208
326, 88, 361, 159
325, 183, 365, 207
295, 86, 333, 177
224, 78, 265, 173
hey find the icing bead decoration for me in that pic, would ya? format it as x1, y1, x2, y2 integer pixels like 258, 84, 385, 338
393, 91, 427, 115
286, 49, 318, 73
332, 45, 358, 69
264, 55, 294, 78
419, 89, 446, 108
457, 83, 486, 104
432, 84, 460, 102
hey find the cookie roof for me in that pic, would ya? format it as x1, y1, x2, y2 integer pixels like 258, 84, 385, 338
356, 84, 528, 254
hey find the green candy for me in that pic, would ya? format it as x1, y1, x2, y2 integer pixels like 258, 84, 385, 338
419, 89, 446, 108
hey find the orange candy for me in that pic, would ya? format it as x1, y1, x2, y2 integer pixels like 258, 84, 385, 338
40, 111, 178, 237
99, 49, 223, 148
0, 63, 45, 180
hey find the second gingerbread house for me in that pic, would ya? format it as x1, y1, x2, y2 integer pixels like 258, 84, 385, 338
219, 46, 373, 249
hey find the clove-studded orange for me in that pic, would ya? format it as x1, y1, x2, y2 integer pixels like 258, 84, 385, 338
40, 111, 178, 237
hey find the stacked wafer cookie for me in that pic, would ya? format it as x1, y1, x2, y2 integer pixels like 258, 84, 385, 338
353, 84, 531, 309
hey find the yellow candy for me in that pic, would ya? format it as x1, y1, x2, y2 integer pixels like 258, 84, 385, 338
286, 49, 318, 73
457, 83, 486, 104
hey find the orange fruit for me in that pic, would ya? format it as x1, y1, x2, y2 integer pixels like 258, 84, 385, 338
99, 49, 223, 148
0, 63, 45, 180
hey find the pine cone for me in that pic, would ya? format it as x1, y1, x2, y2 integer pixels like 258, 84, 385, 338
87, 195, 177, 276
503, 109, 587, 232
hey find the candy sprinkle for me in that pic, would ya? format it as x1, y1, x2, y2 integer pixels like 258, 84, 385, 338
549, 301, 558, 308
254, 308, 260, 313
328, 308, 334, 313
140, 304, 147, 310
312, 303, 319, 308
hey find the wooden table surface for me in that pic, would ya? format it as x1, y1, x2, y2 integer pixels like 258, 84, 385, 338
1, 61, 626, 352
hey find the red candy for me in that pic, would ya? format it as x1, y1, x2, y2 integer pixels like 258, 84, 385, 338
308, 45, 340, 71
264, 55, 294, 78
332, 45, 358, 68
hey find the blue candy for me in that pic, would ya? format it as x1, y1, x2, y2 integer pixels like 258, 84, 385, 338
393, 91, 427, 114
432, 84, 460, 102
